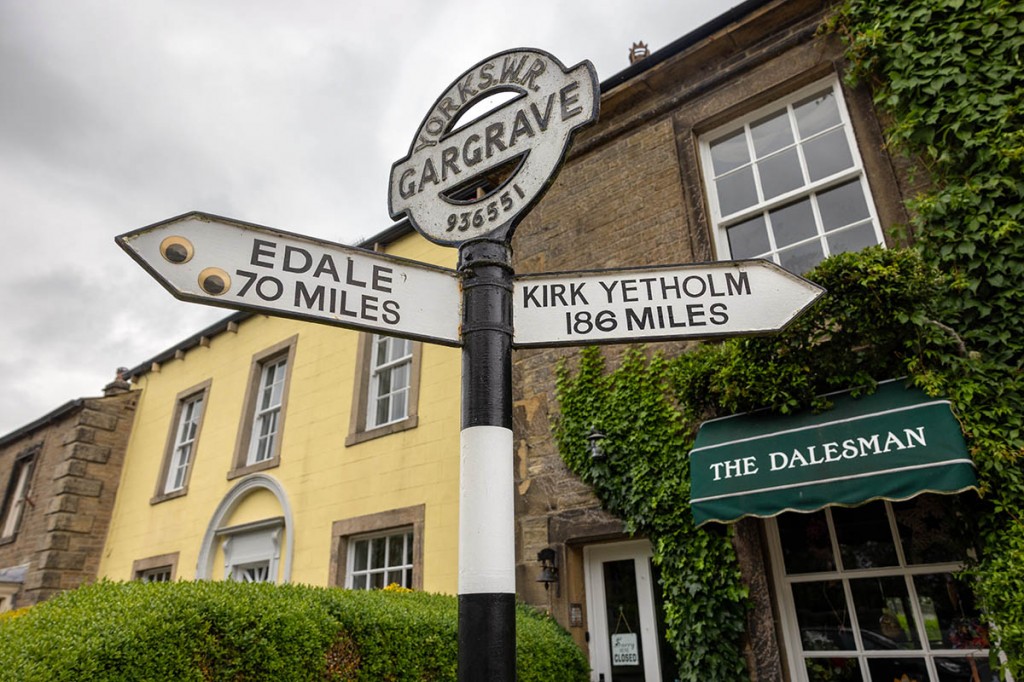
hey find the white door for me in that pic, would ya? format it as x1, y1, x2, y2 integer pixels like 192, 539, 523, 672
584, 540, 676, 682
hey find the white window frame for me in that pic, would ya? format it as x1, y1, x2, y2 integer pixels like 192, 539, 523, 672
137, 566, 173, 583
219, 518, 283, 585
366, 335, 414, 430
231, 561, 271, 583
165, 392, 204, 493
766, 499, 993, 681
0, 455, 35, 540
346, 528, 415, 591
230, 336, 297, 479
247, 355, 288, 465
699, 76, 884, 271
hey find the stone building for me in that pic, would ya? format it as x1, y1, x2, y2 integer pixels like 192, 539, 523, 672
509, 0, 990, 680
0, 376, 136, 610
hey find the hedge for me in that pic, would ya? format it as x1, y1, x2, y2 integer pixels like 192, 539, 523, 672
0, 581, 588, 682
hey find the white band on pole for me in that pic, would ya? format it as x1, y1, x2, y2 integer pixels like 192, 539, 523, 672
458, 424, 516, 595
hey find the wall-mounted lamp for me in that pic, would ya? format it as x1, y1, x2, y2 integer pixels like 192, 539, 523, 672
536, 547, 559, 594
588, 428, 607, 461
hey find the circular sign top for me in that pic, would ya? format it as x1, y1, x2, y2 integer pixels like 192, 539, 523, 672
388, 48, 599, 247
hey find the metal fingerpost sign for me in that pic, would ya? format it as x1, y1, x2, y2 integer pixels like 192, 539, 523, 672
390, 48, 599, 682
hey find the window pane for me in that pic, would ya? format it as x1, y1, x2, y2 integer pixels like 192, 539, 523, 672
770, 198, 817, 248
777, 511, 835, 574
750, 110, 793, 158
913, 573, 988, 650
353, 540, 369, 571
370, 537, 385, 569
376, 368, 393, 396
827, 222, 878, 256
388, 534, 405, 568
370, 571, 385, 590
386, 570, 404, 586
794, 89, 841, 139
405, 533, 414, 564
817, 180, 870, 231
894, 493, 977, 565
390, 338, 412, 363
805, 658, 860, 682
791, 580, 854, 651
715, 167, 758, 216
757, 148, 804, 200
391, 364, 409, 391
777, 239, 824, 275
935, 656, 994, 681
352, 574, 367, 590
866, 657, 928, 680
833, 501, 898, 569
803, 129, 854, 182
375, 397, 391, 427
709, 129, 750, 175
726, 215, 770, 259
849, 575, 920, 649
389, 391, 408, 422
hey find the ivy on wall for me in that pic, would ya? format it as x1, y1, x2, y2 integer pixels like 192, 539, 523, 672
554, 0, 1024, 677
556, 248, 965, 679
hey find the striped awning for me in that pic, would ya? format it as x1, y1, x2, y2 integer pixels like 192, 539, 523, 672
688, 380, 976, 526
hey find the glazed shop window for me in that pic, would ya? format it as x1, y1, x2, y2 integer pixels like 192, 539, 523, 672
700, 78, 884, 274
347, 529, 414, 590
230, 336, 297, 478
153, 380, 210, 503
767, 495, 993, 681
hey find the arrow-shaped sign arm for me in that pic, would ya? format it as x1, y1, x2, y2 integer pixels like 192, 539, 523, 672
116, 211, 464, 347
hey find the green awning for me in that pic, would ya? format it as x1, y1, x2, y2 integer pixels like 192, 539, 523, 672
689, 380, 976, 526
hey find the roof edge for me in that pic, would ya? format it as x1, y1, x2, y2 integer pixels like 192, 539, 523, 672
598, 0, 776, 93
0, 399, 86, 447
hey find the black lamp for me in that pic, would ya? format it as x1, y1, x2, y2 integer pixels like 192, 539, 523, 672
536, 547, 559, 593
588, 427, 607, 461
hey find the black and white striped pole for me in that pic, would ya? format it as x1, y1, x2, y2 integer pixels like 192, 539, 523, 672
388, 48, 598, 682
457, 238, 516, 681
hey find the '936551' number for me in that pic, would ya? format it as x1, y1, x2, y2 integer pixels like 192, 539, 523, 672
446, 184, 525, 232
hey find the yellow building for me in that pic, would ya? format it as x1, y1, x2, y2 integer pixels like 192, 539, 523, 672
99, 224, 462, 594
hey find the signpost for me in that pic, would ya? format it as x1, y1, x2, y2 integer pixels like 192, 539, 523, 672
513, 261, 824, 347
388, 48, 599, 682
118, 46, 824, 682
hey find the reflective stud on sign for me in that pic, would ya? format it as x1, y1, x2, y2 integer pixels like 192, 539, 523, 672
160, 236, 193, 264
198, 267, 230, 296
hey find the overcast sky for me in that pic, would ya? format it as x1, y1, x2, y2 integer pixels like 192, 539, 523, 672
0, 0, 735, 435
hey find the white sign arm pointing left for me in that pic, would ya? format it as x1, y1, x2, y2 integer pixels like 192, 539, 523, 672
116, 212, 463, 346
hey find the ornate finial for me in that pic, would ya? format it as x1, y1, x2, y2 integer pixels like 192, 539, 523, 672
629, 41, 650, 64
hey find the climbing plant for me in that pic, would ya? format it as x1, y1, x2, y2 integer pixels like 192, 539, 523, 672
556, 2, 1024, 677
556, 248, 968, 679
831, 0, 1024, 673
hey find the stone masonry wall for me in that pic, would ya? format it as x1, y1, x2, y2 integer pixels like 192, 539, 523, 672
0, 390, 135, 607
